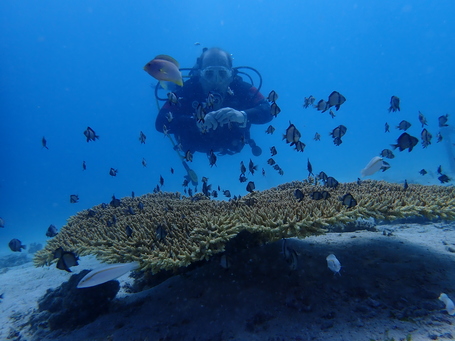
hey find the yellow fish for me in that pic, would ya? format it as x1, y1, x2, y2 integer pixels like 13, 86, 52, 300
143, 54, 183, 88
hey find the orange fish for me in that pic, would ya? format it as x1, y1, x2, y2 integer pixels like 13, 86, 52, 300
143, 54, 183, 88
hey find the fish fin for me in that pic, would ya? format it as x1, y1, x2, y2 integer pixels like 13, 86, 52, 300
159, 81, 169, 90
154, 54, 180, 68
77, 262, 139, 288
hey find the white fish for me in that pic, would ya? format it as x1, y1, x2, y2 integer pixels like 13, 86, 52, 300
361, 156, 384, 177
326, 254, 341, 275
439, 293, 455, 315
77, 262, 139, 288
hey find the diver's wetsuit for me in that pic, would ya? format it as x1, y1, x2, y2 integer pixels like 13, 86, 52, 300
155, 75, 272, 155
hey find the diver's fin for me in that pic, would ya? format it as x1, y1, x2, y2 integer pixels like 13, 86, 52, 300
77, 262, 139, 288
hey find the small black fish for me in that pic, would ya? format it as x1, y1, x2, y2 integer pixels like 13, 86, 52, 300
380, 149, 395, 159
421, 129, 432, 148
137, 202, 144, 210
318, 171, 328, 183
249, 159, 258, 175
131, 191, 135, 198
315, 99, 328, 112
246, 181, 255, 193
438, 114, 449, 127
403, 179, 408, 190
56, 250, 79, 272
202, 182, 212, 196
437, 165, 442, 174
110, 195, 121, 207
184, 150, 193, 162
385, 122, 390, 133
419, 169, 427, 176
46, 224, 58, 237
188, 188, 193, 196
270, 102, 281, 117
270, 146, 277, 156
294, 141, 306, 152
8, 238, 26, 252
70, 194, 79, 203
82, 160, 86, 170
208, 150, 217, 167
223, 190, 231, 198
391, 132, 419, 152
340, 193, 357, 208
156, 225, 167, 241
438, 174, 451, 183
139, 131, 146, 144
273, 164, 281, 170
283, 123, 301, 146
357, 178, 362, 185
327, 91, 346, 111
170, 168, 174, 174
167, 92, 180, 105
418, 111, 428, 127
240, 161, 247, 174
83, 127, 99, 142
326, 176, 339, 188
262, 168, 266, 176
109, 168, 118, 176
328, 109, 336, 118
436, 132, 443, 143
388, 96, 400, 112
126, 225, 133, 238
333, 137, 342, 146
265, 125, 275, 134
159, 175, 164, 186
307, 159, 313, 177
330, 125, 347, 139
397, 120, 411, 131
294, 189, 304, 202
239, 174, 247, 183
313, 132, 321, 141
195, 102, 206, 123
127, 206, 136, 215
278, 168, 284, 176
267, 158, 276, 166
211, 190, 218, 198
206, 92, 215, 109
303, 95, 315, 108
267, 90, 279, 102
321, 191, 331, 199
142, 158, 147, 167
310, 191, 323, 200
381, 161, 391, 172
202, 176, 209, 183
42, 136, 49, 149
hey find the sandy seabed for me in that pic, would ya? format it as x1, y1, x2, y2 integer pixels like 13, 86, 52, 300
1, 222, 455, 341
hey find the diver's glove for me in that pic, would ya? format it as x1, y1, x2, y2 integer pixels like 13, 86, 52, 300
213, 107, 247, 128
201, 112, 219, 131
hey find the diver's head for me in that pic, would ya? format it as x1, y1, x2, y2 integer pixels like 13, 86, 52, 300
199, 48, 233, 95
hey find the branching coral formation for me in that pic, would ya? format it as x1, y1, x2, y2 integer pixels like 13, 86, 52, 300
34, 180, 455, 273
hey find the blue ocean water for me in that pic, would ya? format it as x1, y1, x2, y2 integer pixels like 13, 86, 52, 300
1, 1, 454, 254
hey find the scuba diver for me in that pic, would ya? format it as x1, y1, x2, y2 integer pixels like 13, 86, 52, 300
155, 47, 272, 156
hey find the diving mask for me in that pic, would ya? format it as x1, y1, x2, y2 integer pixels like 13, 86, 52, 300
200, 66, 232, 84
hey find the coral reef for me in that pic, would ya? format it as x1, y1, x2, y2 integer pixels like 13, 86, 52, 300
29, 270, 119, 331
34, 180, 455, 274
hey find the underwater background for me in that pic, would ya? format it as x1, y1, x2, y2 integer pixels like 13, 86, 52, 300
1, 0, 454, 254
